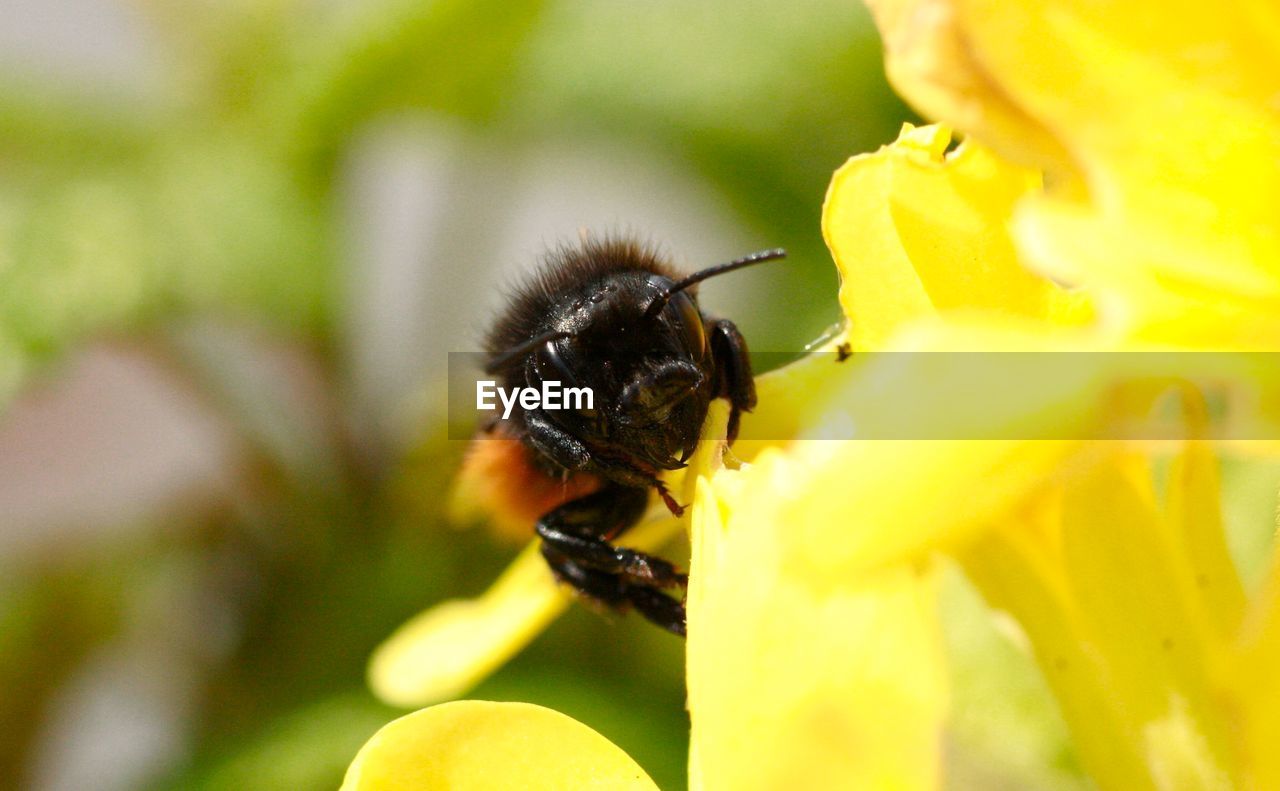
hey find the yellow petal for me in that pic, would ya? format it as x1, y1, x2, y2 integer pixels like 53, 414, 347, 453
869, 1, 1280, 340
772, 321, 1121, 580
370, 505, 686, 706
1164, 437, 1246, 643
1056, 454, 1235, 785
368, 541, 570, 708
1231, 537, 1280, 788
688, 453, 947, 791
960, 502, 1161, 791
962, 444, 1243, 790
822, 122, 1090, 353
1013, 204, 1280, 347
965, 0, 1280, 275
689, 334, 1267, 789
864, 0, 1075, 172
341, 700, 658, 791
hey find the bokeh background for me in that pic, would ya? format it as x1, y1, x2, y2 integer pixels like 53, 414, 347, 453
0, 2, 905, 789
6, 3, 1280, 791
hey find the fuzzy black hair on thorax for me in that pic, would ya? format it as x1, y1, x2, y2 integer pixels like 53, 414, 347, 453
484, 236, 680, 362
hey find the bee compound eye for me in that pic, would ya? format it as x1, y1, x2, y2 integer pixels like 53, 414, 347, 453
669, 291, 707, 358
535, 337, 581, 389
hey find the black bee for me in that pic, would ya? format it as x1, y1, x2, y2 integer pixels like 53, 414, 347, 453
465, 236, 785, 636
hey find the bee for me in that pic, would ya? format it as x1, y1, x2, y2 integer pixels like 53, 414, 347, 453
461, 236, 785, 636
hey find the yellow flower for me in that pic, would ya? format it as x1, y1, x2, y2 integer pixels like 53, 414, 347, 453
341, 700, 659, 791
866, 0, 1280, 348
350, 1, 1280, 788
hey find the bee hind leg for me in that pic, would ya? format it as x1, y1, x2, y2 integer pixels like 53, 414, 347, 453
540, 545, 686, 637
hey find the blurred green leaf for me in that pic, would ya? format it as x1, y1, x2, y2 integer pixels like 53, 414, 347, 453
256, 0, 548, 178
149, 691, 397, 791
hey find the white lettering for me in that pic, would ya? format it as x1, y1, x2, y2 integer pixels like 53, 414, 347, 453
564, 386, 593, 411
478, 380, 594, 419
542, 380, 561, 409
476, 380, 497, 410
519, 387, 540, 411
499, 386, 520, 420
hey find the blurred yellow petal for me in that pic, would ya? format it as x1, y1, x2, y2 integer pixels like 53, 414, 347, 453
1232, 551, 1280, 789
781, 439, 1073, 583
866, 1, 1280, 342
685, 342, 1088, 791
369, 514, 683, 707
341, 700, 658, 791
1056, 454, 1235, 786
963, 0, 1280, 282
962, 439, 1246, 790
1013, 204, 1280, 347
1164, 437, 1246, 642
687, 446, 947, 791
865, 0, 1074, 172
822, 122, 1090, 353
960, 499, 1160, 790
687, 334, 1276, 790
368, 541, 569, 707
778, 321, 1123, 580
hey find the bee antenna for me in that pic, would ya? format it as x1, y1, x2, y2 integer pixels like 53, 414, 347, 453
643, 248, 787, 318
485, 329, 573, 374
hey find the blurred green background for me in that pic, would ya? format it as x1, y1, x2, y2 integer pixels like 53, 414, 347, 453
0, 2, 905, 789
6, 3, 1278, 791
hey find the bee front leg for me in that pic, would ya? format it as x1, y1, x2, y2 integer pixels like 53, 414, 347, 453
708, 318, 756, 442
523, 410, 592, 471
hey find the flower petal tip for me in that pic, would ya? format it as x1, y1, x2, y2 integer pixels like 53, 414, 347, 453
341, 700, 659, 791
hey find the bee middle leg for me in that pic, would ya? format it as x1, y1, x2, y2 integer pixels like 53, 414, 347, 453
536, 484, 688, 635
535, 484, 686, 590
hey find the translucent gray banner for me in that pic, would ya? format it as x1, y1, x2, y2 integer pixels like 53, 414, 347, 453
445, 351, 1280, 441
